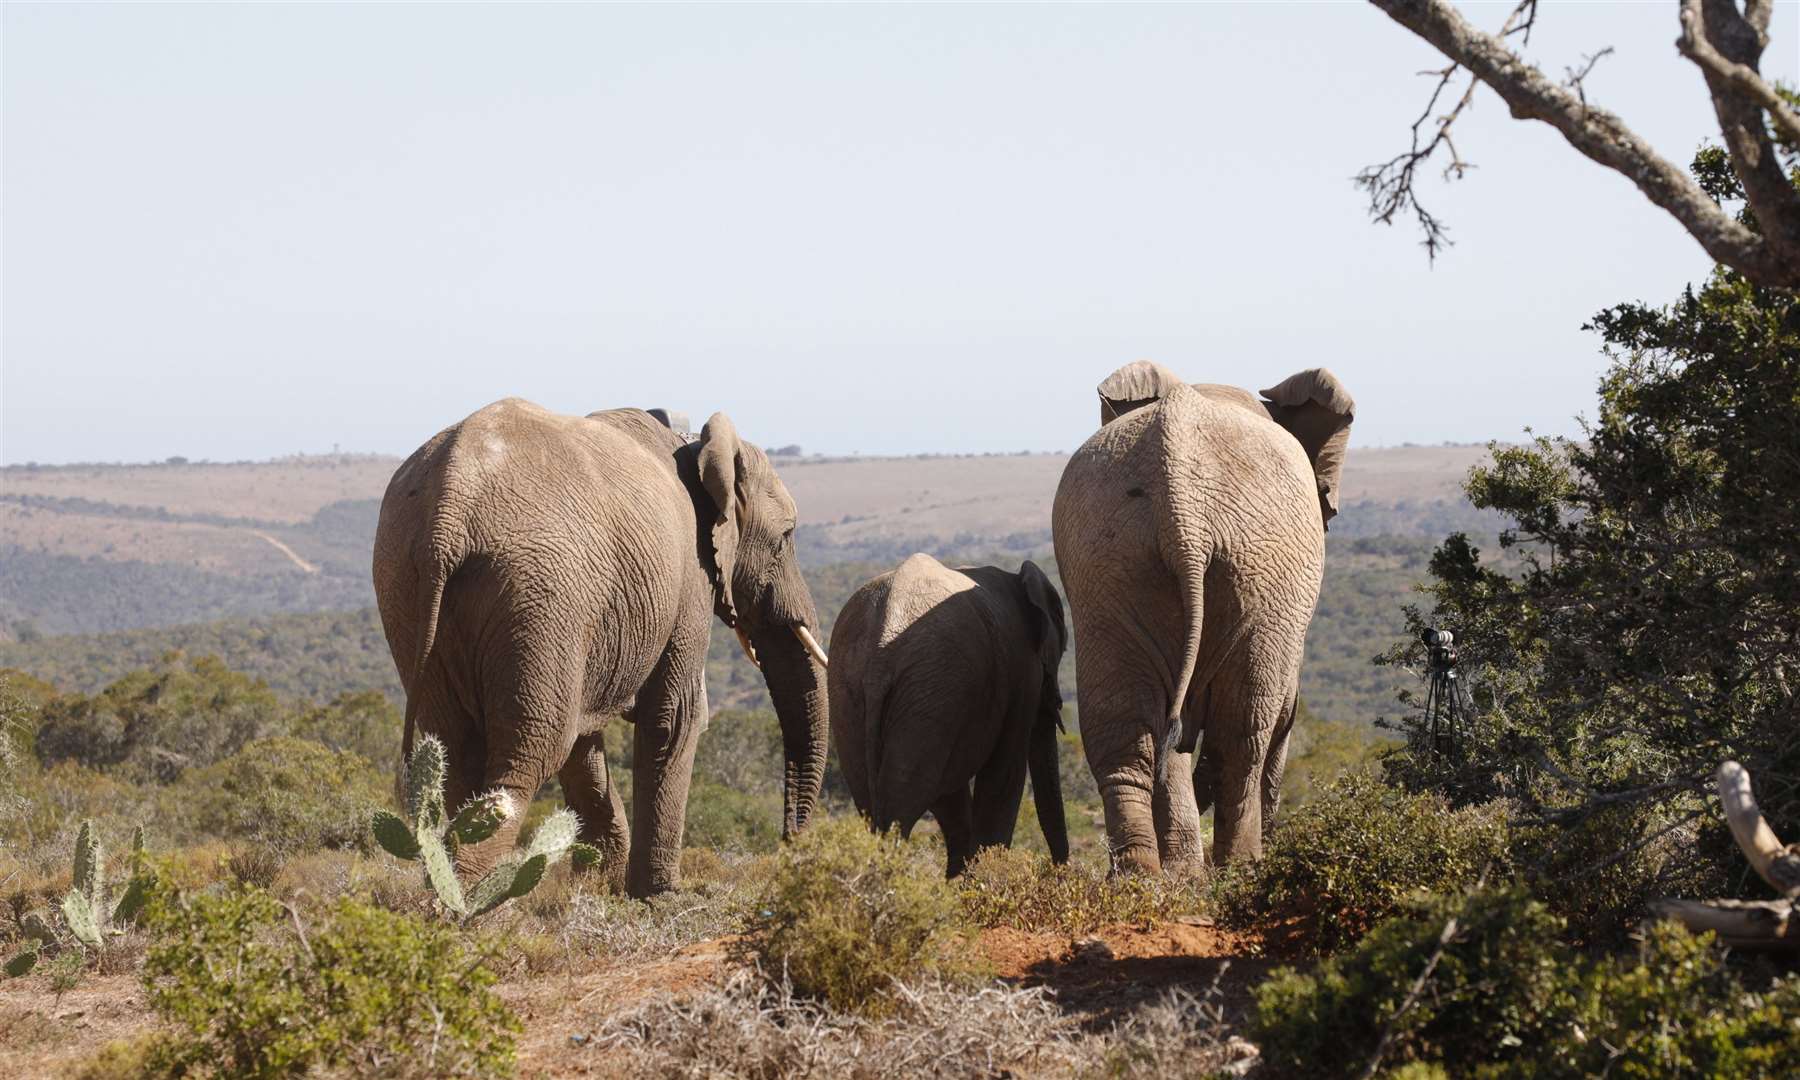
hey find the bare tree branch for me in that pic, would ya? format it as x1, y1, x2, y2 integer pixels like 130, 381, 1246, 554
1670, 3, 1800, 145
1365, 0, 1800, 289
1563, 47, 1614, 109
1679, 0, 1800, 150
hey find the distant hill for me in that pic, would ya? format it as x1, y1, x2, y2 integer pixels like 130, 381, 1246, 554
0, 444, 1499, 728
0, 445, 1499, 635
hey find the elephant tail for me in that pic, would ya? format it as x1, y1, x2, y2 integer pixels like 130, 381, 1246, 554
401, 508, 470, 759
1156, 386, 1251, 756
400, 557, 452, 762
863, 674, 893, 831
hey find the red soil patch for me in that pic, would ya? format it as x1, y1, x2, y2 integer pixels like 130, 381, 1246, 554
982, 918, 1276, 1026
505, 936, 739, 1077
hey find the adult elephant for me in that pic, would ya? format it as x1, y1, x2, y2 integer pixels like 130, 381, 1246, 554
373, 399, 830, 898
1052, 362, 1353, 873
829, 554, 1069, 878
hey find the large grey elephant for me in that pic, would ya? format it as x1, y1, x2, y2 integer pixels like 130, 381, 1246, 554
1051, 362, 1354, 873
829, 554, 1069, 878
373, 398, 830, 898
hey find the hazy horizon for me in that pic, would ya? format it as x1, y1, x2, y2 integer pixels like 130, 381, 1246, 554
5, 2, 1794, 466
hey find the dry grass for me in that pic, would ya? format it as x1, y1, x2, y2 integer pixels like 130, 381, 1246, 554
958, 846, 1210, 936
582, 967, 1257, 1078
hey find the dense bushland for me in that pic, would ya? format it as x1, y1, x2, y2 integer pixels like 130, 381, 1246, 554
1253, 890, 1800, 1079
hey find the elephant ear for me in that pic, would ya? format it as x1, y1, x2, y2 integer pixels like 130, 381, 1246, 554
1260, 368, 1356, 530
695, 413, 744, 624
1097, 361, 1184, 427
1017, 560, 1068, 723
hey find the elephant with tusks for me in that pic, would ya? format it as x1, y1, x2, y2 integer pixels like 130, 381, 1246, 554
373, 398, 831, 898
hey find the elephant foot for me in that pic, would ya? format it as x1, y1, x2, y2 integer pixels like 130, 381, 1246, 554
579, 839, 630, 894
1160, 853, 1209, 882
625, 852, 682, 899
1108, 843, 1162, 878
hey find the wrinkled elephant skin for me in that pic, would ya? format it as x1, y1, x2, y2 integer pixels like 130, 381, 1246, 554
1054, 364, 1354, 873
373, 399, 828, 898
829, 554, 1069, 878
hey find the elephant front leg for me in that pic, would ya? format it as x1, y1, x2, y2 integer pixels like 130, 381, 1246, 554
625, 655, 706, 899
560, 726, 630, 892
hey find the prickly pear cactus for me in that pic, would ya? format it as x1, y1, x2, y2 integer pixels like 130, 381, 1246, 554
61, 820, 106, 948
371, 736, 588, 920
3, 943, 37, 978
53, 821, 153, 952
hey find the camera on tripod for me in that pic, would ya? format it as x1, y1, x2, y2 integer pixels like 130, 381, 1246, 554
1420, 627, 1465, 759
1422, 627, 1458, 672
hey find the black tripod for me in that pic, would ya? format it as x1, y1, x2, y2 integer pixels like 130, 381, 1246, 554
1421, 628, 1467, 760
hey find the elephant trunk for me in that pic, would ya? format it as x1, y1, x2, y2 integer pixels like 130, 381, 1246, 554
756, 627, 828, 838
1029, 716, 1070, 865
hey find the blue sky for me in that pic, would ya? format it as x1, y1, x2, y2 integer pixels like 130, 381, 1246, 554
4, 2, 1793, 464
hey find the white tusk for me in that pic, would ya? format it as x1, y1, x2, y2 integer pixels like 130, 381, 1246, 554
735, 625, 760, 669
794, 624, 829, 669
1718, 761, 1800, 899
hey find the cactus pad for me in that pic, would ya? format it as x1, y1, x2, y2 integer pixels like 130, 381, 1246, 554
371, 810, 422, 860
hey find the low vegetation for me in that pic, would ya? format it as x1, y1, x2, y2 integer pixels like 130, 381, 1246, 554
1253, 889, 1800, 1079
134, 875, 518, 1078
743, 817, 987, 1016
958, 845, 1206, 935
1217, 771, 1513, 954
371, 735, 593, 921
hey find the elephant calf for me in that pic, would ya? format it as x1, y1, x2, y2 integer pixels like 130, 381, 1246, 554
829, 554, 1070, 877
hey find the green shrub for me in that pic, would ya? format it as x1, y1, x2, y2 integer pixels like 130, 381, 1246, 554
682, 778, 780, 854
1219, 771, 1511, 954
745, 816, 986, 1015
1252, 889, 1569, 1078
33, 655, 285, 783
286, 689, 404, 771
958, 846, 1204, 934
1251, 888, 1800, 1079
189, 735, 387, 852
1554, 920, 1800, 1078
140, 873, 518, 1077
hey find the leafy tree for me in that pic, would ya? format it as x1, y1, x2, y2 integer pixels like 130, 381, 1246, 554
1383, 166, 1799, 913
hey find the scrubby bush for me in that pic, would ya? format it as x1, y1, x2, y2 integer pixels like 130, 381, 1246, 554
286, 689, 403, 770
1381, 254, 1800, 934
1252, 888, 1800, 1079
138, 873, 518, 1077
683, 778, 780, 854
1218, 770, 1511, 954
189, 735, 387, 852
958, 846, 1205, 935
745, 816, 986, 1015
1253, 889, 1569, 1077
32, 655, 285, 783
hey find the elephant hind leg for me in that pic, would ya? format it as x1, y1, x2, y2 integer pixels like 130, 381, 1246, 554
1208, 682, 1289, 865
1259, 690, 1299, 842
970, 738, 1029, 856
932, 787, 975, 879
1154, 743, 1205, 877
560, 725, 629, 892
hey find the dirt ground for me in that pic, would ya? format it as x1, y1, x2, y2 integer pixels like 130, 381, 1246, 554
0, 919, 1277, 1078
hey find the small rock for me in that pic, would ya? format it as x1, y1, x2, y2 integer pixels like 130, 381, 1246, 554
1071, 936, 1114, 961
